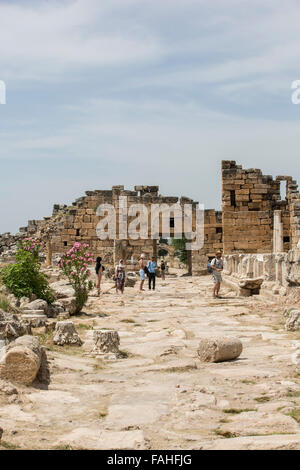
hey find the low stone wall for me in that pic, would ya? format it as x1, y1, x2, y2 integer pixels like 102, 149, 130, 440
223, 250, 300, 296
224, 253, 289, 286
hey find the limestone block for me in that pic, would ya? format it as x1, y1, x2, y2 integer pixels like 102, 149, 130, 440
197, 336, 243, 362
92, 329, 120, 356
285, 310, 300, 331
50, 281, 75, 299
125, 272, 137, 287
0, 309, 29, 344
53, 321, 82, 346
0, 335, 42, 385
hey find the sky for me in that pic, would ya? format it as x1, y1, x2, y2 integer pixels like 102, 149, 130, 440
1, 0, 300, 233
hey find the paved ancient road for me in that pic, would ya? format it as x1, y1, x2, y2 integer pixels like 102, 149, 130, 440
1, 274, 300, 450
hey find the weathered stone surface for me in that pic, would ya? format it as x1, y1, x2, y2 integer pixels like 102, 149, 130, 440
0, 335, 42, 385
197, 336, 243, 362
125, 272, 137, 288
58, 297, 77, 315
0, 378, 18, 396
285, 310, 300, 331
0, 309, 29, 344
50, 281, 75, 299
24, 299, 48, 313
55, 428, 147, 450
92, 329, 120, 356
53, 321, 82, 346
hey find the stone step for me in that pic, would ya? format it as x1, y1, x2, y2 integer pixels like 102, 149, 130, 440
21, 314, 47, 321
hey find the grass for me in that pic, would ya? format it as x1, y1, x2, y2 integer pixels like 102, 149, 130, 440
241, 379, 257, 385
223, 408, 257, 414
98, 411, 108, 419
285, 390, 300, 398
213, 429, 237, 439
118, 350, 132, 358
76, 323, 93, 331
0, 440, 19, 450
33, 330, 83, 356
120, 318, 135, 323
254, 396, 271, 403
277, 406, 286, 412
52, 444, 73, 450
286, 408, 300, 424
0, 294, 20, 314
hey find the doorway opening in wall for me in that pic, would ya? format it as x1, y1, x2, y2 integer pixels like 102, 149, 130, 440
280, 181, 287, 201
157, 236, 191, 276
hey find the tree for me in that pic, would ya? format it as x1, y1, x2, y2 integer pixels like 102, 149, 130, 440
171, 237, 187, 264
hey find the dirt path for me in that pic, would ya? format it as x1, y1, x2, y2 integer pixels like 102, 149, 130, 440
1, 275, 300, 450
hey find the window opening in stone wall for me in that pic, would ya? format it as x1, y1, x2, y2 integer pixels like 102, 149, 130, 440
230, 190, 236, 207
280, 181, 287, 201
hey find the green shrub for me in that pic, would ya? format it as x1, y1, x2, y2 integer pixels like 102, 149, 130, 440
1, 239, 55, 304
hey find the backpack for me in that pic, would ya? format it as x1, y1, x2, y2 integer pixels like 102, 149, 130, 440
207, 262, 213, 274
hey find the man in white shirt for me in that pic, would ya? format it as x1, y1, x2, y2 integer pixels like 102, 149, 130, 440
211, 251, 223, 298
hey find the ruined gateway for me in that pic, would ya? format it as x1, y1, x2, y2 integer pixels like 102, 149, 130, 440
2, 160, 300, 295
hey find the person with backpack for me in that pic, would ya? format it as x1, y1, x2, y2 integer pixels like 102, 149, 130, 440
95, 256, 105, 296
147, 256, 157, 290
210, 251, 223, 298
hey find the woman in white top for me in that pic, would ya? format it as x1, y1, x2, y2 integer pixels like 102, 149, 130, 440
115, 259, 126, 294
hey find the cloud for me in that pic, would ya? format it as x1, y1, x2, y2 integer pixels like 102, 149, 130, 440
0, 0, 163, 80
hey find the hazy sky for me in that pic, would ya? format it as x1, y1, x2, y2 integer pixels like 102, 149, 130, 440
1, 0, 300, 233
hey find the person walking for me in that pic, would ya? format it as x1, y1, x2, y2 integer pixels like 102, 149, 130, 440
147, 256, 157, 290
138, 254, 146, 291
160, 259, 166, 280
95, 256, 105, 296
114, 259, 126, 294
211, 251, 223, 298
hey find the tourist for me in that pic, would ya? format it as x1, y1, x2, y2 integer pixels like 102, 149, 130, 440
211, 251, 223, 298
147, 255, 157, 290
160, 259, 166, 280
138, 254, 146, 291
114, 259, 126, 294
95, 256, 105, 296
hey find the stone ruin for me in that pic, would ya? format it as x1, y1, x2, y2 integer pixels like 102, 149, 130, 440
0, 184, 222, 275
1, 160, 300, 296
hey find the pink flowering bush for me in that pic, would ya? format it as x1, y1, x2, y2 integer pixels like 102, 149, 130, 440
59, 242, 94, 314
1, 238, 54, 303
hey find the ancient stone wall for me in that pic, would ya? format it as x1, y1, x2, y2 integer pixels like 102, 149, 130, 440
2, 185, 207, 273
222, 161, 294, 254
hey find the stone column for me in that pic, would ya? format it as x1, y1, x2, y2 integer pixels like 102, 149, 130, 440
273, 210, 283, 253
45, 239, 52, 266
